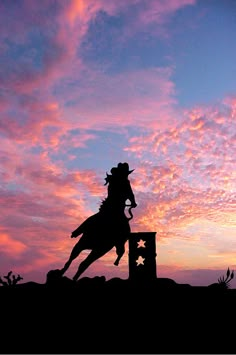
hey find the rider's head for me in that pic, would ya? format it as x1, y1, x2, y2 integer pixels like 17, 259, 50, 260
106, 163, 134, 183
110, 167, 118, 175
117, 162, 134, 176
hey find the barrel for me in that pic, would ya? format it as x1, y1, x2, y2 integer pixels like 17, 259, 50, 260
128, 232, 157, 282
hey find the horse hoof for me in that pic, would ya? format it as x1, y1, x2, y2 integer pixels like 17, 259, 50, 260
114, 261, 119, 266
72, 274, 79, 281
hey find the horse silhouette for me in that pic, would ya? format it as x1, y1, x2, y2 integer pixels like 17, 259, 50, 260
59, 162, 137, 281
60, 194, 136, 282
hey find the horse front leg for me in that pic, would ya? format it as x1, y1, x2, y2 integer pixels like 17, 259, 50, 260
114, 243, 125, 266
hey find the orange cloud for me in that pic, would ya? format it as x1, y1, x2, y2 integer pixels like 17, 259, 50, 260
0, 233, 27, 256
67, 0, 85, 25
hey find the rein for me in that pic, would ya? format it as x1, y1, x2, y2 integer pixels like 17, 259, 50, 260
99, 199, 134, 221
125, 204, 134, 221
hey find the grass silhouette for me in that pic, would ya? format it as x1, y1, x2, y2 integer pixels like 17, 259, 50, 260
0, 270, 23, 286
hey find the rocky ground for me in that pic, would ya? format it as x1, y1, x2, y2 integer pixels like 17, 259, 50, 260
1, 273, 236, 353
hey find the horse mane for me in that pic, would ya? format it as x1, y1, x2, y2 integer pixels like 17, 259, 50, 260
98, 196, 124, 214
98, 197, 112, 212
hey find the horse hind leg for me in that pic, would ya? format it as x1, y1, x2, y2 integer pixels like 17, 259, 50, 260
73, 249, 108, 281
60, 240, 84, 275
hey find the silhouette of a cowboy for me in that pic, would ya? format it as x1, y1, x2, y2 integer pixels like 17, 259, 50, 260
59, 162, 137, 280
103, 162, 137, 264
104, 162, 137, 214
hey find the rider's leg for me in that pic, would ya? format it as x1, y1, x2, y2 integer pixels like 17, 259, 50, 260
60, 240, 84, 275
73, 249, 107, 281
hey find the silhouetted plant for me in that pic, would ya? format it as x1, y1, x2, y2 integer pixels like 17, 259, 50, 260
218, 267, 234, 289
0, 271, 23, 286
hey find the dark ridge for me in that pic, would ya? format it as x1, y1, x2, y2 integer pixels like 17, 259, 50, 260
1, 274, 236, 354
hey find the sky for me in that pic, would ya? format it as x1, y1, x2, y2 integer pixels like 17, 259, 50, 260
0, 0, 235, 287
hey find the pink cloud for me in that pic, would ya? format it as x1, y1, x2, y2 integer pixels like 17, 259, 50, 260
0, 232, 27, 256
0, 0, 193, 162
85, 0, 197, 39
65, 0, 197, 27
0, 3, 83, 98
57, 66, 179, 131
0, 0, 194, 145
124, 0, 196, 38
124, 97, 236, 244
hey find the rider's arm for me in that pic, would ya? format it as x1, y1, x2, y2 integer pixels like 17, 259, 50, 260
126, 180, 137, 208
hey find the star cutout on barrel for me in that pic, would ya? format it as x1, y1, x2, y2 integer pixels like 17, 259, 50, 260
137, 239, 146, 248
136, 256, 145, 266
